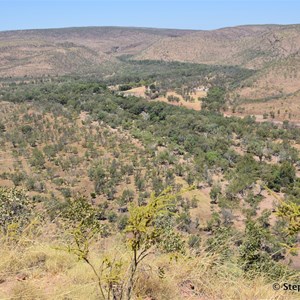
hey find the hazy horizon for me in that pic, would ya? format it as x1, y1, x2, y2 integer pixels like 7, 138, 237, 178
1, 22, 300, 33
1, 0, 299, 32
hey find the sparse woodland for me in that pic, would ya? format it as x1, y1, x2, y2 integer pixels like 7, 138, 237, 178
0, 73, 299, 299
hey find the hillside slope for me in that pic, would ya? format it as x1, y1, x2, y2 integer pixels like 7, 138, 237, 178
136, 25, 300, 67
1, 25, 300, 74
1, 25, 300, 116
136, 25, 300, 103
0, 27, 192, 77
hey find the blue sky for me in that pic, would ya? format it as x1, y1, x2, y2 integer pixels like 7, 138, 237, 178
1, 0, 299, 31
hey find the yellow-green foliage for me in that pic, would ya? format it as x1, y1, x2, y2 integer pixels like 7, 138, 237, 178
277, 201, 300, 236
125, 189, 175, 253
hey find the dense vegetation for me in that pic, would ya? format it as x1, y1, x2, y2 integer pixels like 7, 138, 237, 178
106, 57, 256, 88
0, 78, 299, 299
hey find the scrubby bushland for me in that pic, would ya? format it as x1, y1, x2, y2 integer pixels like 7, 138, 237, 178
0, 186, 299, 299
0, 79, 299, 299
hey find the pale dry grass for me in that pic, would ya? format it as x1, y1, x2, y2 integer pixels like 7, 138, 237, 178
121, 87, 206, 112
135, 251, 299, 300
123, 86, 147, 98
156, 91, 203, 111
0, 235, 299, 300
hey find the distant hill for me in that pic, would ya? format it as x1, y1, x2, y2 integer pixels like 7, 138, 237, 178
132, 25, 300, 104
1, 25, 300, 112
0, 26, 193, 77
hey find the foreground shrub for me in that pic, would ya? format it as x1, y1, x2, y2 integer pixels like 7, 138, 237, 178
0, 187, 35, 235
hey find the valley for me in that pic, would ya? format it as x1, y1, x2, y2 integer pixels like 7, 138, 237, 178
1, 25, 300, 122
0, 25, 300, 300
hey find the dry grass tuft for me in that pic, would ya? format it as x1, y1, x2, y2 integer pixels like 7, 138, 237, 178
0, 236, 298, 300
